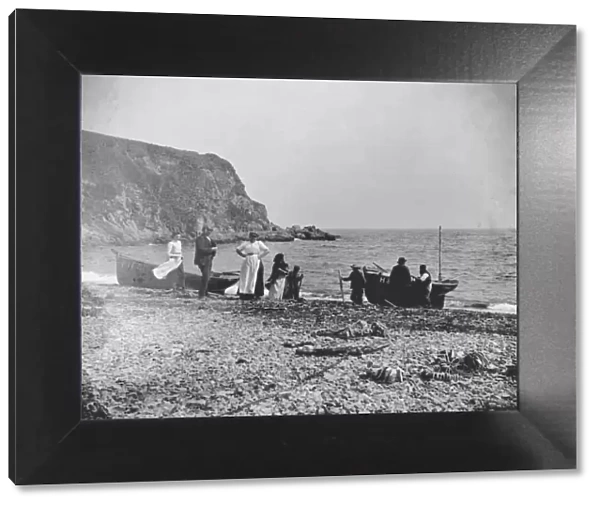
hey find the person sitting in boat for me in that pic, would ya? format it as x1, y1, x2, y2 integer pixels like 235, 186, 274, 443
194, 225, 218, 300
266, 253, 289, 300
415, 264, 433, 307
389, 256, 411, 305
235, 232, 270, 301
341, 264, 366, 305
283, 265, 304, 301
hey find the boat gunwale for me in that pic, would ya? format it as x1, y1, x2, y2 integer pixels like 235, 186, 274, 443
363, 268, 459, 288
112, 249, 240, 279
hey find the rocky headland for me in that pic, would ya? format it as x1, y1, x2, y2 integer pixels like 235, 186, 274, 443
82, 131, 337, 245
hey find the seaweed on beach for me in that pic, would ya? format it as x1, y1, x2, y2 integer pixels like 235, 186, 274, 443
81, 284, 517, 419
227, 299, 516, 336
364, 366, 405, 384
295, 342, 391, 357
312, 320, 389, 339
81, 285, 106, 317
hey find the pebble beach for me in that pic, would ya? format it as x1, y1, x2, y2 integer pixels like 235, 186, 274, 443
82, 283, 517, 420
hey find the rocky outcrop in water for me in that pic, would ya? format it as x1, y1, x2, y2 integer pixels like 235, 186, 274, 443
286, 225, 337, 241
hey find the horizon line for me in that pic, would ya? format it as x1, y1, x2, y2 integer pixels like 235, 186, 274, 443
317, 226, 517, 230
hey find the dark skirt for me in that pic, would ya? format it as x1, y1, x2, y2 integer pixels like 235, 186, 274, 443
254, 261, 265, 297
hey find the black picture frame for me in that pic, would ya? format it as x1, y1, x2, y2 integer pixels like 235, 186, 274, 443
9, 9, 577, 485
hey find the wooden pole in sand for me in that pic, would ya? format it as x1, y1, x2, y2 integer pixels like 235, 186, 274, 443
338, 270, 345, 302
438, 226, 442, 281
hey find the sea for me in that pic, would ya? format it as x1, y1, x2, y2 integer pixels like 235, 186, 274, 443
82, 229, 516, 314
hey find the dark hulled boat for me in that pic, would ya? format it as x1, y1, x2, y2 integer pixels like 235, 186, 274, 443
363, 267, 458, 309
112, 250, 239, 294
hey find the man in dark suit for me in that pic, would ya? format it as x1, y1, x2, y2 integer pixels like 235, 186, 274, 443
194, 225, 217, 299
389, 257, 412, 306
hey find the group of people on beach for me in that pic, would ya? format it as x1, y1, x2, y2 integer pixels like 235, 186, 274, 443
390, 257, 433, 307
161, 227, 303, 302
341, 257, 433, 307
233, 230, 303, 302
161, 229, 431, 307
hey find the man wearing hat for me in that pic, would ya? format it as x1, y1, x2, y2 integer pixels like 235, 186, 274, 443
341, 264, 366, 305
194, 224, 218, 299
389, 257, 412, 306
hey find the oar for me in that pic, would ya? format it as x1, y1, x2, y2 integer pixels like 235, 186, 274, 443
338, 270, 345, 302
373, 262, 389, 273
220, 271, 241, 276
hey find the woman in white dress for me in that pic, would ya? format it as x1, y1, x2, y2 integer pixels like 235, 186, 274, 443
235, 232, 270, 300
152, 231, 185, 290
266, 253, 289, 300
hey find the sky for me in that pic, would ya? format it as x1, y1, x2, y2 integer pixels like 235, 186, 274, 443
82, 76, 516, 229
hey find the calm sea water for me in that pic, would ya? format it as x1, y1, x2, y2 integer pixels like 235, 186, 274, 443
82, 229, 516, 313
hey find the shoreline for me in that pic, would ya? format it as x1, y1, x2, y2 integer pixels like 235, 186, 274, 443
82, 226, 340, 248
81, 275, 517, 315
82, 283, 517, 419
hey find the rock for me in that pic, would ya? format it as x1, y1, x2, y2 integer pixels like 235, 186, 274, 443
285, 224, 338, 241
461, 351, 489, 371
82, 400, 111, 419
370, 322, 389, 337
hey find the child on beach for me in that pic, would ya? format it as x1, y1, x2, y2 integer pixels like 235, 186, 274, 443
266, 253, 289, 300
283, 265, 304, 300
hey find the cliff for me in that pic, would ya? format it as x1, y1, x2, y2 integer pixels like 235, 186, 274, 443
81, 131, 293, 245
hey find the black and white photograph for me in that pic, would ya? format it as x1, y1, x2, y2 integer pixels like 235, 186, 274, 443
81, 75, 517, 420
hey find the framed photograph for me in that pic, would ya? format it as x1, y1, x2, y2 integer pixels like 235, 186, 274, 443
9, 9, 576, 485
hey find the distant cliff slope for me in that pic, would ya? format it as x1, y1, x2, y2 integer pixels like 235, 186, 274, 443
81, 131, 288, 245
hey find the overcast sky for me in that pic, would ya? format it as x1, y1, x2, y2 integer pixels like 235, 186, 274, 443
82, 76, 516, 229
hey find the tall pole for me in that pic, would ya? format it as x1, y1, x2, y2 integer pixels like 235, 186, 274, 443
438, 226, 442, 281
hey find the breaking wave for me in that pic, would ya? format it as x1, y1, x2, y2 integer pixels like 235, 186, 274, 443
447, 300, 517, 314
486, 303, 517, 314
82, 271, 118, 285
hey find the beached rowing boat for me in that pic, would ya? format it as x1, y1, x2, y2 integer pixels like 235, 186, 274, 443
363, 267, 458, 309
112, 250, 239, 294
